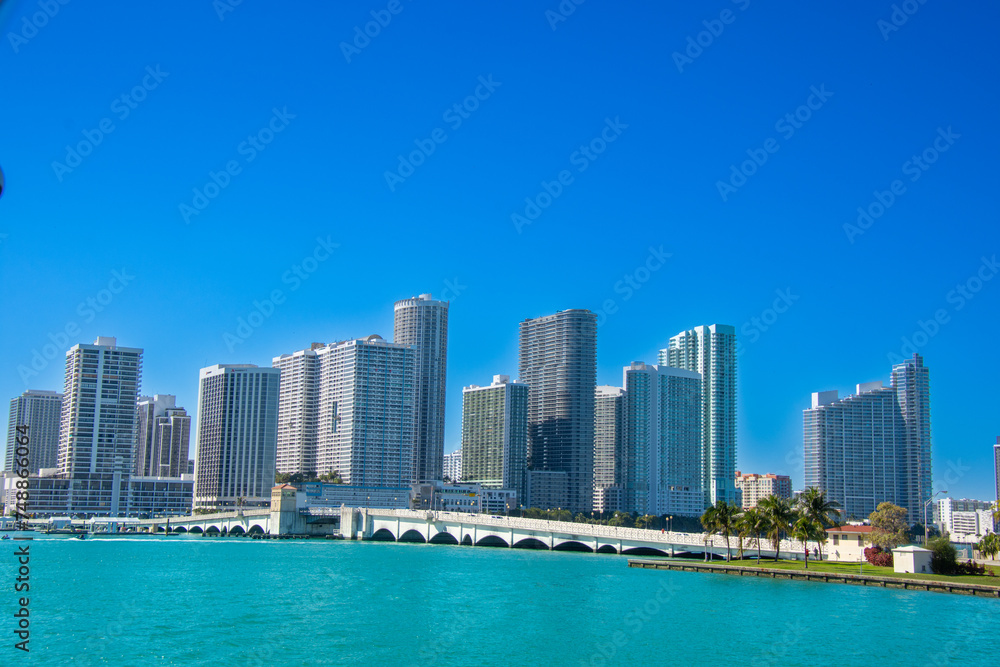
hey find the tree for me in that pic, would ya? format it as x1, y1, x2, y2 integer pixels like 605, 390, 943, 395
869, 502, 909, 550
739, 507, 767, 561
791, 514, 825, 569
701, 501, 740, 561
976, 533, 1000, 560
635, 514, 661, 530
796, 487, 841, 560
758, 495, 795, 561
927, 535, 957, 574
609, 511, 634, 528
274, 472, 290, 484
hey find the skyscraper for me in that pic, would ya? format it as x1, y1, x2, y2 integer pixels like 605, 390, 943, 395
660, 324, 737, 506
443, 449, 462, 482
272, 345, 321, 476
5, 390, 62, 473
315, 336, 415, 487
994, 437, 1000, 503
394, 294, 448, 483
519, 309, 597, 513
803, 353, 931, 524
593, 385, 625, 513
620, 362, 703, 517
461, 375, 528, 504
57, 337, 142, 514
135, 395, 191, 478
194, 364, 280, 509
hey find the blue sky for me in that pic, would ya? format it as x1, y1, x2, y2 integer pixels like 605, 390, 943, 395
1, 1, 998, 499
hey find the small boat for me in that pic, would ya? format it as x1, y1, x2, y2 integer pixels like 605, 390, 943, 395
75, 533, 86, 540
0, 535, 10, 540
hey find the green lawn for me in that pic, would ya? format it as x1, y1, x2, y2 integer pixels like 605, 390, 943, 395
719, 558, 1000, 587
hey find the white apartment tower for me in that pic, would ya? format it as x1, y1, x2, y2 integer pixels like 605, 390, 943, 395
57, 337, 143, 513
593, 385, 625, 513
660, 324, 737, 506
135, 395, 191, 478
394, 294, 449, 483
443, 449, 462, 482
519, 309, 597, 513
272, 345, 321, 476
5, 390, 63, 473
194, 364, 280, 509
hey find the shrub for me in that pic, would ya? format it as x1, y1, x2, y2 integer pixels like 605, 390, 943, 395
955, 560, 986, 576
864, 546, 893, 567
927, 536, 958, 575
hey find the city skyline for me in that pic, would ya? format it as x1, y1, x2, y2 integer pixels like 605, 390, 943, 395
1, 4, 998, 500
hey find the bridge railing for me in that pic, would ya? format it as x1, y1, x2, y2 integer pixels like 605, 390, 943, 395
364, 508, 810, 554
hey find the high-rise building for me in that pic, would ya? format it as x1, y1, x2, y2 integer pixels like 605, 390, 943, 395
194, 364, 280, 509
803, 353, 931, 524
5, 390, 62, 473
315, 336, 415, 487
461, 375, 528, 504
660, 324, 737, 506
272, 345, 321, 476
620, 362, 703, 517
443, 449, 462, 482
519, 309, 597, 513
394, 294, 449, 483
935, 497, 995, 542
135, 395, 190, 478
995, 437, 1000, 503
593, 385, 625, 513
57, 337, 142, 513
735, 471, 792, 509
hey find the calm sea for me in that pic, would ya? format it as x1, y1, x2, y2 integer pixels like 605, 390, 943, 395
2, 534, 997, 666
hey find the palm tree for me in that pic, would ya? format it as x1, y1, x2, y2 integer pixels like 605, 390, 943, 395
796, 487, 841, 561
759, 495, 795, 561
790, 514, 825, 569
740, 507, 767, 561
701, 501, 739, 561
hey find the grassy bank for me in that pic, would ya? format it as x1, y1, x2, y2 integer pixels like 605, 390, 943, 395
721, 558, 1000, 587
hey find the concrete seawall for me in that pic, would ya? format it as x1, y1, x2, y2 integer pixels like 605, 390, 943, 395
627, 559, 1000, 597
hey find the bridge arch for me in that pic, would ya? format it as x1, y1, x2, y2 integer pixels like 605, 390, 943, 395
173, 526, 187, 533
429, 531, 459, 545
371, 528, 396, 542
248, 524, 265, 535
475, 535, 509, 548
622, 546, 667, 557
205, 526, 221, 535
513, 537, 549, 550
597, 544, 618, 554
553, 540, 593, 553
189, 526, 204, 534
398, 529, 426, 543
229, 525, 246, 536
461, 534, 473, 546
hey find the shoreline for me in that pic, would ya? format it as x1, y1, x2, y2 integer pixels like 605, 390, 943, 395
627, 559, 1000, 597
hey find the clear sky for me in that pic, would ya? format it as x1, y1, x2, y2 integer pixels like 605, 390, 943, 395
1, 1, 997, 499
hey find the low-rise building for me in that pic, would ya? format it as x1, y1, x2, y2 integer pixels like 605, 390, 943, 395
825, 525, 872, 562
735, 471, 792, 509
935, 498, 996, 541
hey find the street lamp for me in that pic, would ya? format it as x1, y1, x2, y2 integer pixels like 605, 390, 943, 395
924, 491, 947, 544
667, 515, 673, 533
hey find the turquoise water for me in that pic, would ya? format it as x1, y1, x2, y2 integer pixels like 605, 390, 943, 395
2, 535, 998, 665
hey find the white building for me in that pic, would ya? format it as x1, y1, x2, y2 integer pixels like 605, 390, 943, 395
621, 362, 703, 518
135, 394, 190, 478
660, 324, 737, 507
272, 345, 321, 476
935, 497, 995, 542
194, 364, 280, 509
394, 294, 449, 483
803, 354, 931, 524
5, 389, 62, 473
593, 385, 624, 514
735, 471, 792, 509
825, 525, 873, 562
443, 449, 462, 482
